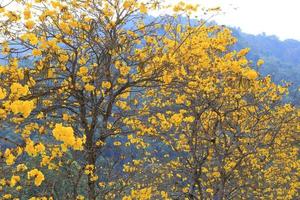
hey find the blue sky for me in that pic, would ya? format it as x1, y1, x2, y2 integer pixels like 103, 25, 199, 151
165, 0, 300, 41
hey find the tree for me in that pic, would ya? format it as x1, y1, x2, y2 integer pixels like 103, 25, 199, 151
0, 0, 298, 200
127, 24, 300, 199
0, 0, 174, 199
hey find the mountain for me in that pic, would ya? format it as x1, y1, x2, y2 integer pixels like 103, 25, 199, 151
231, 28, 300, 104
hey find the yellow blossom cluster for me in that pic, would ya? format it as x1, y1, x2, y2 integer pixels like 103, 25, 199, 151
52, 123, 85, 150
27, 169, 45, 186
122, 187, 152, 200
8, 100, 35, 118
25, 139, 45, 157
84, 165, 98, 181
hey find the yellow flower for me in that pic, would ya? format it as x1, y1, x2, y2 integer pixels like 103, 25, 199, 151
78, 66, 88, 76
58, 54, 69, 63
10, 175, 20, 187
117, 78, 127, 84
202, 167, 208, 173
244, 69, 258, 80
206, 188, 214, 194
85, 84, 95, 91
162, 72, 172, 84
4, 149, 16, 165
101, 81, 111, 89
10, 100, 35, 118
59, 22, 72, 34
183, 116, 195, 123
123, 0, 134, 9
84, 164, 95, 175
62, 113, 71, 121
212, 171, 221, 178
28, 169, 45, 186
32, 48, 42, 56
113, 141, 122, 146
96, 140, 105, 146
28, 33, 39, 45
116, 100, 128, 110
78, 58, 87, 65
47, 39, 59, 50
98, 182, 105, 187
161, 191, 168, 199
16, 164, 28, 172
90, 174, 98, 181
0, 88, 6, 99
25, 20, 35, 29
25, 140, 36, 156
2, 42, 10, 54
170, 113, 183, 126
23, 9, 31, 19
237, 48, 250, 57
127, 187, 152, 199
52, 123, 76, 146
188, 81, 197, 88
119, 65, 130, 76
25, 139, 45, 157
48, 69, 54, 78
139, 3, 147, 14
6, 11, 20, 21
10, 83, 29, 96
73, 137, 86, 151
182, 187, 189, 193
3, 194, 12, 199
79, 67, 89, 75
76, 195, 85, 200
257, 59, 264, 66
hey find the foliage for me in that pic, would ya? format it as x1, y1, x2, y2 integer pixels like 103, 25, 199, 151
0, 1, 298, 200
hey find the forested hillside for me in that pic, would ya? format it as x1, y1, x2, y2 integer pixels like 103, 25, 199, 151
232, 28, 300, 103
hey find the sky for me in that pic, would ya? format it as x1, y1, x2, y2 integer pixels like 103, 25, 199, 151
3, 0, 299, 41
164, 0, 300, 41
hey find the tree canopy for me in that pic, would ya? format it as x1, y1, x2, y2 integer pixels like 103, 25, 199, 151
0, 0, 299, 200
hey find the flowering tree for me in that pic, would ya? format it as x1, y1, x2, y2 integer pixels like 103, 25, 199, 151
0, 0, 298, 200
0, 0, 175, 199
125, 23, 300, 200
